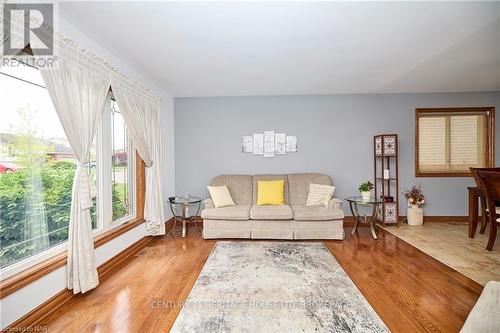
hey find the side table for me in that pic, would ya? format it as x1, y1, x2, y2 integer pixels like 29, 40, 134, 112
345, 196, 382, 239
168, 196, 202, 238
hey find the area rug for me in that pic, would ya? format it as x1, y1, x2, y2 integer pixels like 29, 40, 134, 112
170, 241, 390, 333
381, 222, 500, 286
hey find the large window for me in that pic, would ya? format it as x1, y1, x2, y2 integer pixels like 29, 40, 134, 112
0, 63, 136, 276
415, 108, 495, 177
0, 61, 96, 269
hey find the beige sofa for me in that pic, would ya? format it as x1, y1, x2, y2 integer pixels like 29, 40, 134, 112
201, 173, 345, 240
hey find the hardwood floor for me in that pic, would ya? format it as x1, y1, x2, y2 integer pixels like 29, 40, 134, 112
40, 225, 483, 333
326, 227, 483, 333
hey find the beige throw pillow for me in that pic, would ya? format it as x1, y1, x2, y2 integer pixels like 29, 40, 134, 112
306, 183, 335, 207
207, 185, 235, 208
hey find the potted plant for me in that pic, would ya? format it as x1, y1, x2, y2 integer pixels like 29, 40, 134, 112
358, 181, 374, 201
403, 186, 425, 225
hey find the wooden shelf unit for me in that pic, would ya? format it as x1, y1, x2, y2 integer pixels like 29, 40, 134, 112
374, 134, 400, 226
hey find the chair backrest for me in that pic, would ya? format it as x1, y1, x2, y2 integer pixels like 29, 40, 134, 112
470, 167, 500, 188
475, 170, 500, 211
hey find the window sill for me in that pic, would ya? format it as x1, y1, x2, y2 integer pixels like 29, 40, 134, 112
415, 172, 474, 177
0, 217, 145, 299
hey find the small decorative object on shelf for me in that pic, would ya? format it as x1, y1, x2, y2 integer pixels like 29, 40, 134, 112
374, 134, 399, 226
403, 186, 425, 226
382, 195, 393, 202
358, 181, 374, 201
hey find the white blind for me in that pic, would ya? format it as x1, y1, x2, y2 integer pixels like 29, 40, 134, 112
451, 116, 478, 166
418, 113, 488, 173
419, 117, 446, 170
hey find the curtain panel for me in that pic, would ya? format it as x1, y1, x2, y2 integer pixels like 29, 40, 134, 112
33, 38, 111, 293
112, 76, 165, 236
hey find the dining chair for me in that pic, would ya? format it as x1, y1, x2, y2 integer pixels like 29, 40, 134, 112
470, 167, 500, 234
475, 169, 500, 251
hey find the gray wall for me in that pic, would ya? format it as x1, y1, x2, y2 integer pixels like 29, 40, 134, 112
174, 92, 500, 216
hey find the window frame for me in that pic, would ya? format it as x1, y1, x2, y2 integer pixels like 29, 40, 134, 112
110, 146, 136, 226
0, 154, 145, 295
93, 96, 137, 235
0, 91, 139, 279
109, 98, 136, 225
0, 76, 146, 292
0, 242, 68, 281
415, 107, 495, 177
0, 62, 71, 277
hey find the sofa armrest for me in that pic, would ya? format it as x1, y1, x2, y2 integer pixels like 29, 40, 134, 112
203, 198, 215, 210
328, 198, 343, 209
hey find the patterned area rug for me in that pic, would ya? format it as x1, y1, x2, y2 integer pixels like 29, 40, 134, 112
171, 241, 390, 333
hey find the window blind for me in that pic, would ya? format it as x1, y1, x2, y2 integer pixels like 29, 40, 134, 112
419, 117, 446, 171
418, 112, 488, 174
450, 115, 486, 168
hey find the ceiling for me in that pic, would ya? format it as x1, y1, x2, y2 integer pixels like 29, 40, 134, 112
60, 1, 500, 97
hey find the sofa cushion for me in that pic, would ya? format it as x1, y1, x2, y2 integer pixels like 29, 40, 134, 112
288, 173, 333, 205
460, 281, 500, 333
209, 175, 253, 205
306, 183, 336, 207
250, 205, 293, 220
201, 205, 251, 220
292, 205, 344, 221
257, 180, 285, 205
207, 185, 235, 208
253, 174, 289, 204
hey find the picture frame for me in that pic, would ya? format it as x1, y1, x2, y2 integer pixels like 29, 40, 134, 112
285, 136, 297, 153
275, 133, 286, 155
264, 131, 275, 157
241, 136, 253, 153
253, 133, 264, 155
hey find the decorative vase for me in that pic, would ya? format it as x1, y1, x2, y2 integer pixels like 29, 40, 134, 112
407, 205, 424, 225
361, 191, 371, 201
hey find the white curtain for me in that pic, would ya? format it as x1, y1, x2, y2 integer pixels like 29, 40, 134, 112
111, 78, 165, 235
24, 166, 49, 255
37, 44, 111, 293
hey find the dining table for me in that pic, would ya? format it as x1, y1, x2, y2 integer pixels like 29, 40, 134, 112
468, 186, 485, 238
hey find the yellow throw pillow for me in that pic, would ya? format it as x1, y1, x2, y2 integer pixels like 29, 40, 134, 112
257, 180, 285, 205
207, 185, 235, 208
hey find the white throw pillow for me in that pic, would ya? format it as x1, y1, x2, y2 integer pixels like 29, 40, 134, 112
306, 183, 336, 207
207, 185, 236, 208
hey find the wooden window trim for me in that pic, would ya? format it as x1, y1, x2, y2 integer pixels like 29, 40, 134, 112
0, 153, 146, 299
415, 107, 495, 177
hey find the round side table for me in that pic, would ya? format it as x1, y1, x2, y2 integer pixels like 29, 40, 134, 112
168, 196, 202, 238
345, 196, 382, 239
